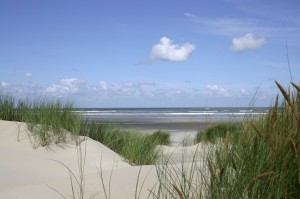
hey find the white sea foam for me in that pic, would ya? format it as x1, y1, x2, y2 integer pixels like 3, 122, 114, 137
77, 107, 268, 120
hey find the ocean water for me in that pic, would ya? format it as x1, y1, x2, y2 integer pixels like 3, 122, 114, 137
77, 107, 268, 121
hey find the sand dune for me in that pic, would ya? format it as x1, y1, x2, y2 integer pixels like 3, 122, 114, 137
0, 120, 207, 198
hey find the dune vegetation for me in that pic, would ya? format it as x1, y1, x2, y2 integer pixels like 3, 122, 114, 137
0, 95, 170, 164
0, 95, 81, 147
80, 122, 171, 165
195, 123, 241, 144
151, 81, 300, 199
1, 81, 299, 198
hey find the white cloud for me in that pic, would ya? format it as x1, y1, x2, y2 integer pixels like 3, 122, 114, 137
45, 78, 87, 94
0, 77, 282, 107
60, 78, 86, 86
43, 78, 158, 99
150, 37, 196, 61
95, 80, 157, 97
1, 81, 8, 87
240, 88, 250, 96
25, 72, 32, 78
207, 85, 230, 97
99, 81, 109, 90
230, 33, 266, 52
185, 14, 261, 36
184, 13, 299, 39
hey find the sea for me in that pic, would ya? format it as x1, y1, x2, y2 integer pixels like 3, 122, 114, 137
77, 107, 268, 122
76, 107, 268, 145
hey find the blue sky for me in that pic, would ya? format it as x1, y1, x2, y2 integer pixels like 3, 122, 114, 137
1, 0, 299, 108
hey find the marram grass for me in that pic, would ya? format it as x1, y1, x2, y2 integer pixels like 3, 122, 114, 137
195, 123, 241, 144
0, 96, 81, 147
21, 98, 81, 147
0, 94, 170, 164
150, 81, 300, 199
0, 94, 16, 121
2, 81, 300, 198
203, 81, 300, 199
80, 122, 170, 165
147, 130, 171, 146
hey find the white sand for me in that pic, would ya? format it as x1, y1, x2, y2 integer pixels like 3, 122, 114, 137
0, 120, 208, 198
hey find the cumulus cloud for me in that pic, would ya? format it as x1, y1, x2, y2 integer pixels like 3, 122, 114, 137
60, 78, 86, 86
99, 81, 109, 91
207, 85, 230, 97
230, 33, 266, 52
150, 37, 196, 61
25, 72, 32, 78
0, 81, 9, 87
95, 80, 157, 97
240, 88, 250, 96
43, 77, 158, 99
45, 78, 87, 94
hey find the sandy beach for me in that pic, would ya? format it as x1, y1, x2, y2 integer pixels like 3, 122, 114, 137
0, 120, 209, 199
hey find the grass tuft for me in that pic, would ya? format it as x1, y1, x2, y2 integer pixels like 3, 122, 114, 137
0, 95, 81, 147
80, 122, 170, 165
204, 81, 300, 198
151, 81, 300, 199
147, 130, 171, 146
0, 94, 17, 121
195, 123, 241, 144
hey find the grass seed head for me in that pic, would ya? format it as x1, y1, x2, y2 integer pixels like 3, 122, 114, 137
276, 81, 292, 107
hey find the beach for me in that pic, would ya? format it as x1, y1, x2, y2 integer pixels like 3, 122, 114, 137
0, 106, 258, 198
1, 102, 293, 198
0, 119, 209, 199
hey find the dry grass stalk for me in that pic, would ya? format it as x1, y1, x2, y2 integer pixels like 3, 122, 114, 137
216, 150, 222, 172
272, 95, 279, 122
251, 124, 263, 139
225, 133, 229, 161
276, 81, 292, 107
172, 184, 184, 199
265, 115, 271, 133
253, 171, 275, 180
215, 150, 226, 181
207, 158, 216, 182
249, 171, 275, 187
289, 139, 298, 158
291, 82, 300, 92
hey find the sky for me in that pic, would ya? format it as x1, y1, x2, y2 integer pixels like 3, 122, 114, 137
1, 0, 300, 108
